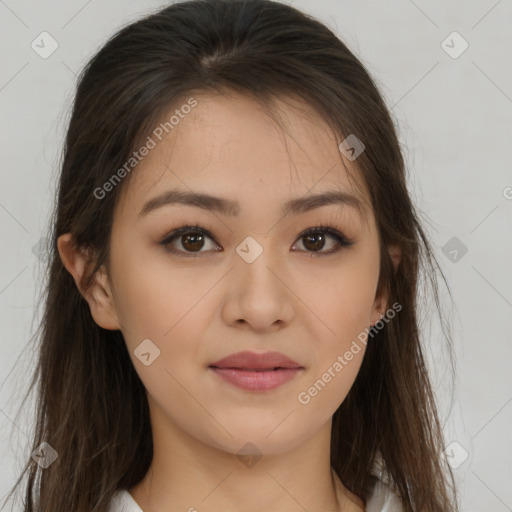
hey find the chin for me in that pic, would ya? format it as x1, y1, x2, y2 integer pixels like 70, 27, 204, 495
202, 417, 311, 457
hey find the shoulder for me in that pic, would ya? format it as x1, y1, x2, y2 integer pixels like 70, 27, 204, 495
107, 489, 143, 512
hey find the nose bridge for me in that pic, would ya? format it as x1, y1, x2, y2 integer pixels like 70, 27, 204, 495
234, 234, 281, 290
224, 233, 293, 329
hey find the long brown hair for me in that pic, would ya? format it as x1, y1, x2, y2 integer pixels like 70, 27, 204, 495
2, 1, 458, 510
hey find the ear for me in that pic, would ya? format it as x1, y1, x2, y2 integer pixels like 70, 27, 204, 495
57, 233, 121, 331
370, 243, 402, 326
388, 243, 401, 274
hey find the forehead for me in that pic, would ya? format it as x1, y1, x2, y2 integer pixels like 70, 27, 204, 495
116, 91, 373, 224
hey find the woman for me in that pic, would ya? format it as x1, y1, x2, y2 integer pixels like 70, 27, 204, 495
4, 1, 457, 510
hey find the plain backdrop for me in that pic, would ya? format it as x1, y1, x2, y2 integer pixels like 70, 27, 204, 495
0, 1, 511, 511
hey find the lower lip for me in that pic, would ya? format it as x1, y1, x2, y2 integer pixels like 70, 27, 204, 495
209, 367, 302, 391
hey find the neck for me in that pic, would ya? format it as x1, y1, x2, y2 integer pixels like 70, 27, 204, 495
128, 403, 364, 511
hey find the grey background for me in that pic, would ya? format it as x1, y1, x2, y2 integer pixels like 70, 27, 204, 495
0, 0, 511, 510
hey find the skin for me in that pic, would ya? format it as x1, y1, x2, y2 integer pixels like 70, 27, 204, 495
59, 91, 400, 512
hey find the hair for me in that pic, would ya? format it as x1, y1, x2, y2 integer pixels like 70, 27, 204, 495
2, 1, 458, 511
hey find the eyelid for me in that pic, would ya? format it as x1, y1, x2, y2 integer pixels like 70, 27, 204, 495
296, 224, 355, 245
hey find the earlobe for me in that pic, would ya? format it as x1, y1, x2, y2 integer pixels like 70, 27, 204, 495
370, 300, 386, 328
57, 233, 121, 331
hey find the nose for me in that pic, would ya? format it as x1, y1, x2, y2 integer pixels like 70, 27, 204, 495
221, 238, 294, 332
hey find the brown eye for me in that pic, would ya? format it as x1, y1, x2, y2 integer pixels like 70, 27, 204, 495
292, 226, 355, 256
181, 232, 205, 252
302, 232, 327, 252
160, 224, 355, 258
160, 226, 221, 256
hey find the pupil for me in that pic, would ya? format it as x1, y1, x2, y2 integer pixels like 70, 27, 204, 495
183, 233, 204, 252
304, 233, 324, 251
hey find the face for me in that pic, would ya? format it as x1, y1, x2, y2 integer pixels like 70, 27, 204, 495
70, 91, 388, 456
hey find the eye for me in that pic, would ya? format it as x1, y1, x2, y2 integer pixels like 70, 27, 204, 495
291, 225, 355, 256
160, 225, 221, 257
159, 224, 355, 257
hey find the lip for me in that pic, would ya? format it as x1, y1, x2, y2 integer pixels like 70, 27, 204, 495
210, 350, 302, 370
209, 350, 304, 392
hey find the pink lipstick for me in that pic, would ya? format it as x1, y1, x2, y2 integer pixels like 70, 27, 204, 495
209, 350, 304, 391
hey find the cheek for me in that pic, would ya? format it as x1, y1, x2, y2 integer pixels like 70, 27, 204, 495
298, 251, 379, 340
293, 251, 378, 404
296, 274, 373, 414
110, 259, 219, 405
111, 259, 211, 410
109, 240, 210, 342
295, 350, 364, 428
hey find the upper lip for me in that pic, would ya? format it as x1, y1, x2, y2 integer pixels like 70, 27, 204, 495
209, 351, 303, 370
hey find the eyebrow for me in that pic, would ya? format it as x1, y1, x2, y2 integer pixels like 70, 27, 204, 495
138, 188, 367, 220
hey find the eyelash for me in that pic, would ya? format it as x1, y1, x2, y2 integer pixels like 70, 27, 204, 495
159, 223, 356, 258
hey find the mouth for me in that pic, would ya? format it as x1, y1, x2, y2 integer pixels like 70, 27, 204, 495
210, 366, 296, 371
209, 367, 303, 391
208, 350, 304, 391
